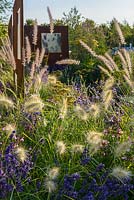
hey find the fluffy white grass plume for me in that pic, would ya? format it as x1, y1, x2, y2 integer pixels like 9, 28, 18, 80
113, 18, 126, 45
35, 48, 40, 66
33, 75, 42, 93
39, 48, 45, 66
86, 131, 103, 146
115, 141, 132, 157
30, 61, 35, 79
1, 37, 16, 70
103, 89, 113, 110
90, 103, 100, 118
48, 167, 60, 180
80, 40, 117, 73
3, 124, 16, 137
98, 65, 112, 78
102, 77, 114, 110
104, 77, 114, 91
59, 98, 68, 119
24, 94, 44, 113
74, 104, 89, 121
56, 141, 66, 155
71, 144, 84, 153
45, 179, 57, 193
0, 94, 14, 109
33, 68, 48, 91
47, 6, 54, 34
32, 19, 38, 45
56, 59, 80, 65
104, 53, 119, 71
111, 167, 132, 180
15, 147, 28, 163
117, 49, 132, 81
121, 49, 132, 75
25, 36, 31, 64
79, 40, 97, 57
123, 75, 133, 88
97, 55, 113, 72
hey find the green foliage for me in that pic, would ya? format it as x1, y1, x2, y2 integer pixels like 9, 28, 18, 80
0, 0, 12, 39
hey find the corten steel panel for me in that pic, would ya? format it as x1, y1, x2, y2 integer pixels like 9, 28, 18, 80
13, 0, 24, 96
24, 25, 69, 66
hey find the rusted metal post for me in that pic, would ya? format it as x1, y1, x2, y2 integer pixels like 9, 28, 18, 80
12, 0, 24, 97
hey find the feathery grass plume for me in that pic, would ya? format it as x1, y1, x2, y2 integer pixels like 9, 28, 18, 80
39, 67, 47, 80
111, 167, 132, 181
48, 75, 57, 84
47, 6, 54, 34
0, 49, 6, 60
1, 37, 16, 70
121, 48, 132, 74
113, 18, 126, 45
80, 40, 116, 73
15, 147, 28, 163
104, 52, 119, 71
104, 77, 114, 91
117, 50, 127, 67
97, 55, 114, 72
98, 65, 112, 77
29, 68, 47, 93
32, 19, 38, 45
30, 61, 35, 79
71, 144, 84, 153
35, 48, 40, 66
45, 179, 57, 193
59, 98, 68, 119
0, 94, 14, 109
25, 36, 31, 64
98, 65, 112, 78
102, 77, 114, 110
48, 167, 60, 180
79, 40, 97, 57
33, 75, 42, 93
86, 131, 103, 146
39, 48, 45, 66
24, 94, 44, 113
103, 89, 113, 110
3, 124, 16, 137
90, 103, 100, 118
56, 59, 80, 65
74, 104, 89, 121
115, 141, 132, 157
56, 141, 66, 155
33, 68, 47, 92
117, 50, 131, 79
123, 74, 133, 88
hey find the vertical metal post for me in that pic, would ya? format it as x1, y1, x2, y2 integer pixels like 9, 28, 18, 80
13, 0, 24, 97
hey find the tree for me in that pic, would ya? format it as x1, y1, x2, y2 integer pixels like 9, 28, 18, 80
0, 0, 11, 21
25, 19, 35, 26
62, 7, 83, 29
0, 0, 12, 38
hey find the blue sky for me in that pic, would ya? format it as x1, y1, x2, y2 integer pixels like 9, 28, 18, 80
24, 0, 134, 25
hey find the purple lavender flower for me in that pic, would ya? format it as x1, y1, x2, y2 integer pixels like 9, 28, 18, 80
0, 137, 33, 199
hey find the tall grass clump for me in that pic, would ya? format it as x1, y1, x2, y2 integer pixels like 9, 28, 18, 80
0, 6, 134, 200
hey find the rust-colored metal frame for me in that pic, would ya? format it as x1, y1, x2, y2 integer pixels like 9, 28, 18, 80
24, 25, 69, 66
8, 0, 69, 96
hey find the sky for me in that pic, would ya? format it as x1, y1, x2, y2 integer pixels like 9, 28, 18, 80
24, 0, 134, 25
